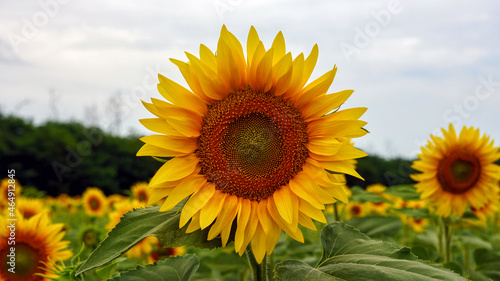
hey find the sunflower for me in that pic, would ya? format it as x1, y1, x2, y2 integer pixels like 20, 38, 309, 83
148, 245, 186, 263
411, 124, 500, 217
344, 202, 367, 220
0, 212, 72, 281
0, 178, 22, 208
16, 197, 49, 219
138, 26, 367, 263
106, 199, 144, 230
131, 182, 151, 205
471, 192, 499, 222
82, 187, 108, 217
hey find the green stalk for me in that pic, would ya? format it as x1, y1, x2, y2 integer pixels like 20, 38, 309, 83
436, 217, 444, 261
246, 247, 268, 281
333, 202, 340, 221
464, 244, 470, 277
443, 218, 453, 264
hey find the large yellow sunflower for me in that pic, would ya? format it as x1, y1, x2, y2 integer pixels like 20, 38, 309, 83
138, 26, 367, 263
0, 212, 72, 281
411, 124, 500, 217
82, 187, 108, 217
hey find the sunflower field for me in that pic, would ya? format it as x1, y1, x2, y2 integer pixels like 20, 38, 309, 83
2, 26, 500, 281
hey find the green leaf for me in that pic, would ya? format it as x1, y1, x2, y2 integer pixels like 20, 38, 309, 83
95, 257, 127, 280
456, 233, 492, 250
108, 254, 199, 281
471, 248, 500, 281
383, 185, 420, 201
350, 186, 389, 203
394, 208, 429, 218
76, 206, 222, 275
274, 222, 466, 281
346, 215, 402, 238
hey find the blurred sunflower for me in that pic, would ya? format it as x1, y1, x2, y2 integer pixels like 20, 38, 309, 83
0, 212, 72, 281
471, 192, 499, 222
366, 183, 387, 194
82, 187, 108, 217
344, 202, 367, 220
16, 197, 49, 219
131, 182, 151, 205
411, 124, 500, 217
106, 199, 144, 230
138, 25, 367, 263
107, 194, 127, 210
148, 244, 186, 263
0, 178, 22, 208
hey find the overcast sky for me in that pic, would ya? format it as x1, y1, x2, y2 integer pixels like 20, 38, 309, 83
1, 0, 499, 159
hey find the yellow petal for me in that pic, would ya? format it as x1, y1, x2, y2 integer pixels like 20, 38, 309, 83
307, 120, 367, 138
302, 90, 354, 122
160, 175, 207, 212
299, 198, 327, 223
254, 48, 274, 92
298, 212, 317, 230
235, 198, 252, 252
186, 211, 201, 233
208, 194, 238, 241
148, 187, 174, 205
149, 154, 200, 186
250, 223, 267, 264
157, 74, 207, 115
169, 58, 213, 104
139, 135, 197, 154
238, 200, 259, 256
319, 160, 364, 180
139, 118, 184, 137
199, 191, 227, 229
295, 67, 337, 109
307, 138, 343, 156
273, 184, 294, 224
289, 176, 324, 209
179, 183, 216, 228
271, 31, 286, 64
247, 26, 260, 68
137, 143, 186, 157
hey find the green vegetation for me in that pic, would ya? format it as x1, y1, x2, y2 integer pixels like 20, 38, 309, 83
0, 114, 161, 196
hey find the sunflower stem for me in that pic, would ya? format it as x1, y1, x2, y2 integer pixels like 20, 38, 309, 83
333, 203, 340, 221
444, 220, 453, 264
246, 247, 268, 281
435, 217, 444, 261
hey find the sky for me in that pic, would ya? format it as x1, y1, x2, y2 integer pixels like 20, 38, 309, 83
1, 0, 499, 159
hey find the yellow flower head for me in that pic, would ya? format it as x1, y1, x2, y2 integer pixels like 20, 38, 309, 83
16, 197, 50, 219
131, 182, 151, 205
82, 187, 108, 217
0, 178, 21, 208
0, 212, 72, 281
411, 124, 500, 217
138, 26, 367, 263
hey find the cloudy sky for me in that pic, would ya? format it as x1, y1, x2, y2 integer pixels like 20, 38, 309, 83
1, 0, 499, 159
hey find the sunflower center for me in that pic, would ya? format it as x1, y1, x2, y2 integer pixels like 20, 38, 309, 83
197, 88, 308, 201
89, 196, 101, 211
137, 191, 147, 202
0, 242, 45, 280
438, 150, 481, 194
